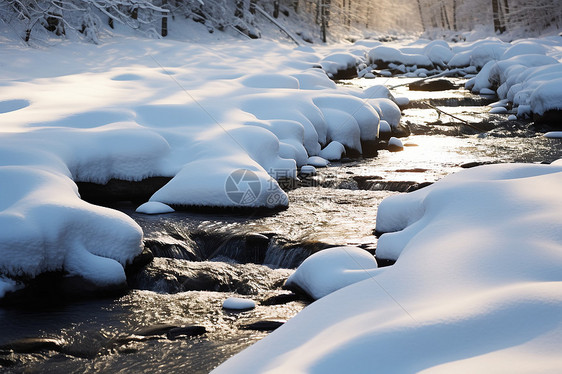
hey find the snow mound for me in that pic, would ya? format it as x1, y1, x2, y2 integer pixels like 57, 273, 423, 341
0, 164, 143, 286
319, 141, 346, 161
388, 137, 404, 151
368, 46, 433, 67
320, 53, 360, 76
285, 246, 378, 300
136, 201, 175, 214
215, 162, 562, 373
307, 156, 329, 167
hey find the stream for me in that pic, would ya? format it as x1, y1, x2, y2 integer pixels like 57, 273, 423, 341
1, 77, 561, 373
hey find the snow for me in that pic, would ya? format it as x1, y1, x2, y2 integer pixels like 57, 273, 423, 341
285, 246, 378, 300
300, 165, 317, 175
222, 297, 256, 310
320, 53, 360, 76
136, 201, 175, 214
214, 162, 562, 373
379, 120, 392, 133
368, 46, 433, 67
465, 37, 562, 117
388, 137, 404, 151
530, 78, 562, 115
319, 141, 346, 161
3, 30, 426, 291
479, 87, 496, 96
0, 277, 21, 298
307, 156, 329, 167
544, 132, 562, 139
489, 107, 507, 114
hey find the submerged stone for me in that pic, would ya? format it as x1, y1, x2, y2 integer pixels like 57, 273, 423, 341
240, 320, 286, 331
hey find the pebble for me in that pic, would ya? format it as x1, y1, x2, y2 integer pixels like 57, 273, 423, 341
222, 297, 256, 310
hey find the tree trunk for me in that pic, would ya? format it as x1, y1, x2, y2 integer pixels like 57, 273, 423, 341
492, 0, 505, 33
250, 0, 257, 14
161, 0, 168, 37
452, 0, 457, 30
442, 3, 451, 29
417, 0, 425, 32
320, 0, 329, 42
273, 0, 279, 18
235, 0, 244, 19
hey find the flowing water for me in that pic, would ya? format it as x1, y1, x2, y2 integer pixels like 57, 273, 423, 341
1, 77, 561, 373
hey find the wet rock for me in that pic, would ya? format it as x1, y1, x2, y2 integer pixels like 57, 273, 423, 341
134, 323, 178, 337
354, 180, 418, 192
406, 182, 433, 192
0, 355, 18, 367
352, 175, 383, 190
374, 257, 396, 267
395, 168, 428, 173
0, 337, 64, 354
132, 258, 291, 295
461, 161, 496, 169
361, 139, 379, 158
409, 79, 456, 91
240, 320, 286, 331
533, 110, 562, 129
331, 65, 358, 80
126, 247, 154, 276
0, 271, 128, 306
391, 123, 411, 138
261, 293, 301, 305
77, 177, 171, 204
166, 325, 207, 340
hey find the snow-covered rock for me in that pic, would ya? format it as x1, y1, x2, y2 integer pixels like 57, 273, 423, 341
307, 156, 329, 167
136, 201, 175, 214
388, 137, 404, 152
319, 141, 346, 161
368, 46, 433, 68
285, 246, 378, 300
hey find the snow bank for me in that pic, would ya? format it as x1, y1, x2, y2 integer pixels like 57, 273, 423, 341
285, 246, 378, 300
214, 162, 562, 373
0, 162, 143, 286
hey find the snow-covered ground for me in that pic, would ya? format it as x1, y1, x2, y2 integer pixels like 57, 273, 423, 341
215, 161, 562, 373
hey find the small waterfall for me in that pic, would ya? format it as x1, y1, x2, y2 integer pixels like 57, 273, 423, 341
263, 240, 313, 269
144, 236, 200, 261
